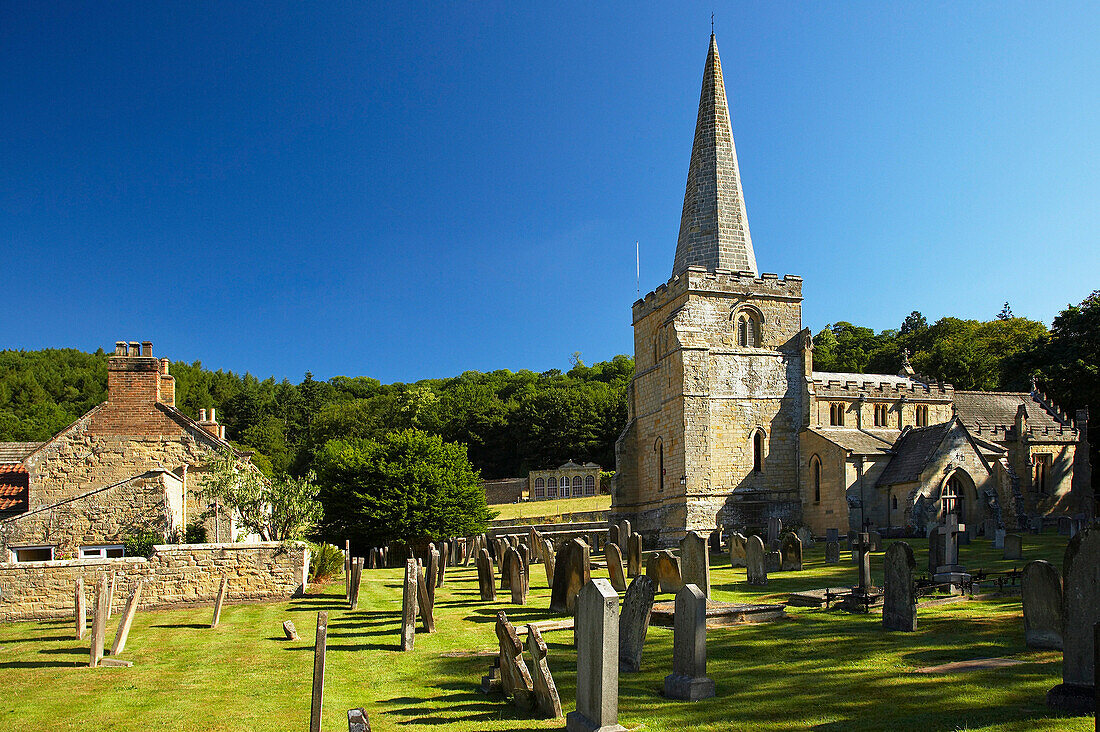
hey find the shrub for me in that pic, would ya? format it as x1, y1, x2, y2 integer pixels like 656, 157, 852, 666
124, 530, 162, 558
185, 522, 207, 544
308, 542, 345, 582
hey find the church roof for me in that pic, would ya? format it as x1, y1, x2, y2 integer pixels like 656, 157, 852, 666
807, 428, 898, 456
672, 34, 757, 278
876, 422, 954, 486
953, 390, 1069, 434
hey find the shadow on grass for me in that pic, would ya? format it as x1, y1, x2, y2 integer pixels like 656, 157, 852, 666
37, 646, 87, 656
0, 660, 83, 669
150, 623, 210, 630
0, 634, 73, 644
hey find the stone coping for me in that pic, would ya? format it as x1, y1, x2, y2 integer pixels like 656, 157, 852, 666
0, 541, 304, 569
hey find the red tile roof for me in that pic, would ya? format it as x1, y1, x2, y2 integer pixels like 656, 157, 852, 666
0, 464, 28, 512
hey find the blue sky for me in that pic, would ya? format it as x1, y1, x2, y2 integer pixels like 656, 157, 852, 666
2, 2, 1097, 383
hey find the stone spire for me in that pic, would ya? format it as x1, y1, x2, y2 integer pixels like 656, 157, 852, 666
672, 34, 757, 278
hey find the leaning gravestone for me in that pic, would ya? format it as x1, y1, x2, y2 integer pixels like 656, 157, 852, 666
74, 577, 87, 640
1004, 534, 1023, 560
565, 579, 626, 732
543, 539, 556, 587
746, 535, 767, 586
679, 531, 710, 598
605, 542, 627, 593
477, 548, 497, 602
663, 583, 716, 701
646, 550, 683, 593
400, 559, 417, 651
608, 525, 620, 552
415, 559, 436, 633
550, 538, 590, 614
618, 575, 656, 673
89, 574, 108, 668
883, 542, 917, 632
283, 620, 299, 641
1022, 560, 1063, 650
626, 533, 643, 578
728, 532, 747, 568
495, 611, 535, 711
526, 624, 563, 719
426, 549, 440, 606
779, 533, 803, 571
825, 541, 840, 564
1046, 527, 1099, 713
110, 580, 144, 656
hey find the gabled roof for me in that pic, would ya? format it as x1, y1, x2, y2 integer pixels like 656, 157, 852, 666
0, 442, 44, 463
806, 428, 898, 457
876, 422, 954, 486
954, 390, 1068, 433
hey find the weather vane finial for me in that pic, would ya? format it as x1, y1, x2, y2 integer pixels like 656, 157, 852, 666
711, 13, 715, 35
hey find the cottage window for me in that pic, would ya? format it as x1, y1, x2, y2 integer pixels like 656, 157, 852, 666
534, 478, 545, 499
874, 403, 888, 427
80, 545, 125, 559
655, 438, 665, 492
584, 475, 596, 495
12, 546, 54, 562
1034, 454, 1051, 494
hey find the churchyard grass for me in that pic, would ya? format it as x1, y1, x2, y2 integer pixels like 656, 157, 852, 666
490, 494, 611, 521
0, 533, 1092, 731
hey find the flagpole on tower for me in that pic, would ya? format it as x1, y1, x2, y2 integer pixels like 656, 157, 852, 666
635, 241, 640, 296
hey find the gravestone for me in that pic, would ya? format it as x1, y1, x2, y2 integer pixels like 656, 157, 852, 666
940, 515, 966, 569
110, 580, 144, 656
1030, 516, 1043, 534
993, 528, 1005, 549
400, 559, 417, 651
415, 559, 435, 633
779, 533, 803, 571
347, 708, 371, 732
437, 542, 448, 587
767, 517, 782, 549
679, 531, 710, 597
500, 544, 513, 591
477, 548, 497, 601
348, 557, 364, 610
309, 611, 328, 732
211, 576, 228, 628
796, 526, 812, 548
709, 528, 723, 553
618, 575, 656, 673
550, 538, 591, 614
663, 584, 716, 700
608, 525, 620, 551
868, 531, 882, 553
928, 527, 946, 574
463, 537, 474, 566
1048, 526, 1099, 713
106, 573, 116, 620
626, 533, 643, 578
853, 532, 873, 595
645, 550, 683, 593
509, 550, 528, 605
526, 624, 563, 719
617, 520, 631, 552
283, 620, 299, 640
90, 574, 108, 668
424, 549, 440, 606
1022, 560, 1063, 650
883, 542, 917, 632
983, 519, 996, 539
75, 577, 86, 640
746, 535, 767, 586
605, 542, 627, 593
518, 542, 531, 575
825, 541, 840, 564
565, 579, 626, 732
495, 611, 535, 711
1058, 516, 1072, 536
543, 539, 557, 587
826, 528, 839, 543
728, 532, 747, 568
1004, 534, 1023, 560
765, 551, 781, 573
344, 540, 351, 599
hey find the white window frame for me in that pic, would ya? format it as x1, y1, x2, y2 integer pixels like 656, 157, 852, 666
12, 545, 55, 563
79, 545, 125, 559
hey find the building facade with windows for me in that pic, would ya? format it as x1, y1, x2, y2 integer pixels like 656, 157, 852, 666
529, 461, 600, 500
612, 35, 1091, 544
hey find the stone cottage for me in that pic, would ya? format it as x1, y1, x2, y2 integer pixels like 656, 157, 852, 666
612, 34, 1091, 544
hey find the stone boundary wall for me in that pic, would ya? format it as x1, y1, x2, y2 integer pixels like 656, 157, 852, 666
489, 509, 610, 528
482, 478, 528, 505
0, 541, 309, 622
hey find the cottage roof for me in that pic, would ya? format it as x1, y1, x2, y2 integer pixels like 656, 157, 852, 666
806, 428, 898, 456
0, 464, 29, 512
0, 442, 44, 463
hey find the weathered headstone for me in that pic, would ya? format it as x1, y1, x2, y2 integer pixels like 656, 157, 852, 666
779, 533, 803, 571
309, 611, 328, 732
543, 539, 557, 587
495, 611, 535, 711
550, 538, 591, 614
645, 549, 683, 593
618, 520, 631, 552
825, 540, 840, 564
283, 620, 299, 640
1058, 516, 1072, 536
679, 531, 710, 597
983, 518, 996, 539
883, 542, 916, 632
565, 579, 626, 732
75, 577, 86, 640
437, 542, 448, 587
110, 580, 143, 656
626, 533, 642, 578
853, 532, 873, 594
663, 584, 716, 701
1004, 534, 1023, 560
426, 548, 441, 605
765, 551, 781, 573
746, 535, 767, 586
796, 526, 812, 548
868, 531, 882, 553
463, 537, 473, 566
344, 540, 351, 599
618, 575, 656, 673
767, 517, 782, 549
608, 524, 621, 552
400, 558, 417, 651
90, 574, 108, 668
1046, 527, 1099, 713
477, 548, 497, 602
500, 542, 514, 591
211, 576, 228, 628
993, 528, 1005, 549
415, 559, 436, 633
1022, 560, 1063, 650
928, 526, 946, 574
526, 624, 563, 719
826, 528, 839, 543
604, 542, 627, 593
708, 528, 723, 553
509, 549, 528, 605
1030, 516, 1043, 534
106, 573, 116, 620
348, 557, 364, 610
347, 708, 371, 732
728, 532, 747, 568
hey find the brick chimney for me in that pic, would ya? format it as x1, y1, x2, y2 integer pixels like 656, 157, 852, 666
108, 340, 166, 406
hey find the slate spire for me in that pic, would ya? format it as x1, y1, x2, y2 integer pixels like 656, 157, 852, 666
672, 33, 757, 278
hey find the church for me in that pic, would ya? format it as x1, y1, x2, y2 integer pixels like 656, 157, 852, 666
611, 35, 1091, 545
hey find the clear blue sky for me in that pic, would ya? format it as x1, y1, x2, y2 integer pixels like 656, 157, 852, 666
3, 2, 1097, 384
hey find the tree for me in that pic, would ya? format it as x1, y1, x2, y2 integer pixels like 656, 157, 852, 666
200, 451, 323, 541
998, 302, 1014, 320
314, 429, 491, 546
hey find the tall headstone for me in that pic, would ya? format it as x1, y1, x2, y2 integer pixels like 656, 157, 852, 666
90, 574, 108, 668
940, 515, 966, 569
500, 543, 513, 591
618, 575, 656, 673
565, 579, 626, 732
415, 559, 436, 633
982, 518, 996, 539
426, 548, 441, 605
348, 557, 364, 610
495, 611, 535, 711
344, 540, 351, 600
1047, 527, 1099, 713
928, 526, 946, 574
604, 542, 627, 593
826, 528, 839, 543
1004, 534, 1023, 560
550, 538, 591, 614
74, 577, 87, 640
543, 539, 557, 587
509, 549, 528, 605
437, 542, 448, 587
608, 525, 621, 552
1022, 560, 1063, 650
663, 584, 716, 701
679, 531, 710, 597
779, 533, 803, 571
211, 576, 228, 628
617, 520, 631, 552
853, 532, 873, 594
765, 551, 782, 573
868, 531, 882, 553
110, 580, 144, 656
746, 535, 767, 586
645, 550, 683, 593
824, 541, 840, 564
106, 573, 116, 620
626, 533, 642, 578
400, 559, 417, 651
309, 611, 328, 732
477, 548, 497, 602
993, 528, 1006, 549
883, 542, 917, 632
796, 526, 812, 548
728, 532, 747, 568
526, 624, 564, 719
767, 517, 782, 549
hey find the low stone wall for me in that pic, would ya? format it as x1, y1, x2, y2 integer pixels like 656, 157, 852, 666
489, 509, 610, 528
0, 541, 309, 622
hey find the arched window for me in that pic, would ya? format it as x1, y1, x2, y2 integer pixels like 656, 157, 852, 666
738, 316, 749, 347
572, 476, 583, 497
732, 308, 763, 348
534, 477, 545, 499
1034, 455, 1051, 494
546, 476, 557, 498
653, 339, 659, 367
584, 475, 596, 495
891, 495, 898, 510
655, 438, 665, 492
752, 429, 765, 473
830, 403, 845, 426
916, 405, 929, 427
874, 404, 888, 427
811, 455, 821, 503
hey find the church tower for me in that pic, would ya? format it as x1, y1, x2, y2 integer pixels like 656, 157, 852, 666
613, 35, 808, 544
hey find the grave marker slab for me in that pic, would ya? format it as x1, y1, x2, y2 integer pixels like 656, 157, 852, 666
508, 549, 528, 605
415, 559, 436, 633
645, 550, 683, 593
883, 542, 917, 632
764, 551, 781, 573
550, 538, 591, 614
779, 533, 802, 571
347, 708, 371, 732
618, 575, 656, 673
1004, 534, 1023, 560
826, 528, 839, 543
543, 539, 557, 587
526, 624, 563, 719
565, 579, 626, 732
283, 620, 300, 641
626, 533, 642, 578
796, 526, 812, 548
746, 535, 767, 586
211, 576, 228, 628
495, 610, 535, 711
89, 574, 108, 668
106, 573, 116, 620
427, 548, 441, 605
477, 548, 497, 602
604, 542, 627, 593
617, 520, 631, 552
728, 532, 747, 568
679, 531, 710, 597
1022, 560, 1063, 650
400, 559, 417, 651
825, 541, 840, 564
663, 584, 715, 701
309, 611, 328, 732
75, 577, 86, 640
1046, 527, 1099, 713
110, 580, 143, 656
993, 528, 1005, 549
853, 532, 873, 594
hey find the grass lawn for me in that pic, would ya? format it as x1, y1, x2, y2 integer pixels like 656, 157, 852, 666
0, 533, 1093, 731
490, 494, 611, 522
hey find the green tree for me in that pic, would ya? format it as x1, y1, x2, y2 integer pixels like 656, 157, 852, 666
200, 451, 322, 541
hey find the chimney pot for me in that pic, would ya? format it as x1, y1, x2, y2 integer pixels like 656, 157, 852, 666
141, 341, 152, 356
115, 341, 127, 356
160, 358, 170, 374
209, 407, 216, 423
199, 409, 207, 422
128, 341, 140, 357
